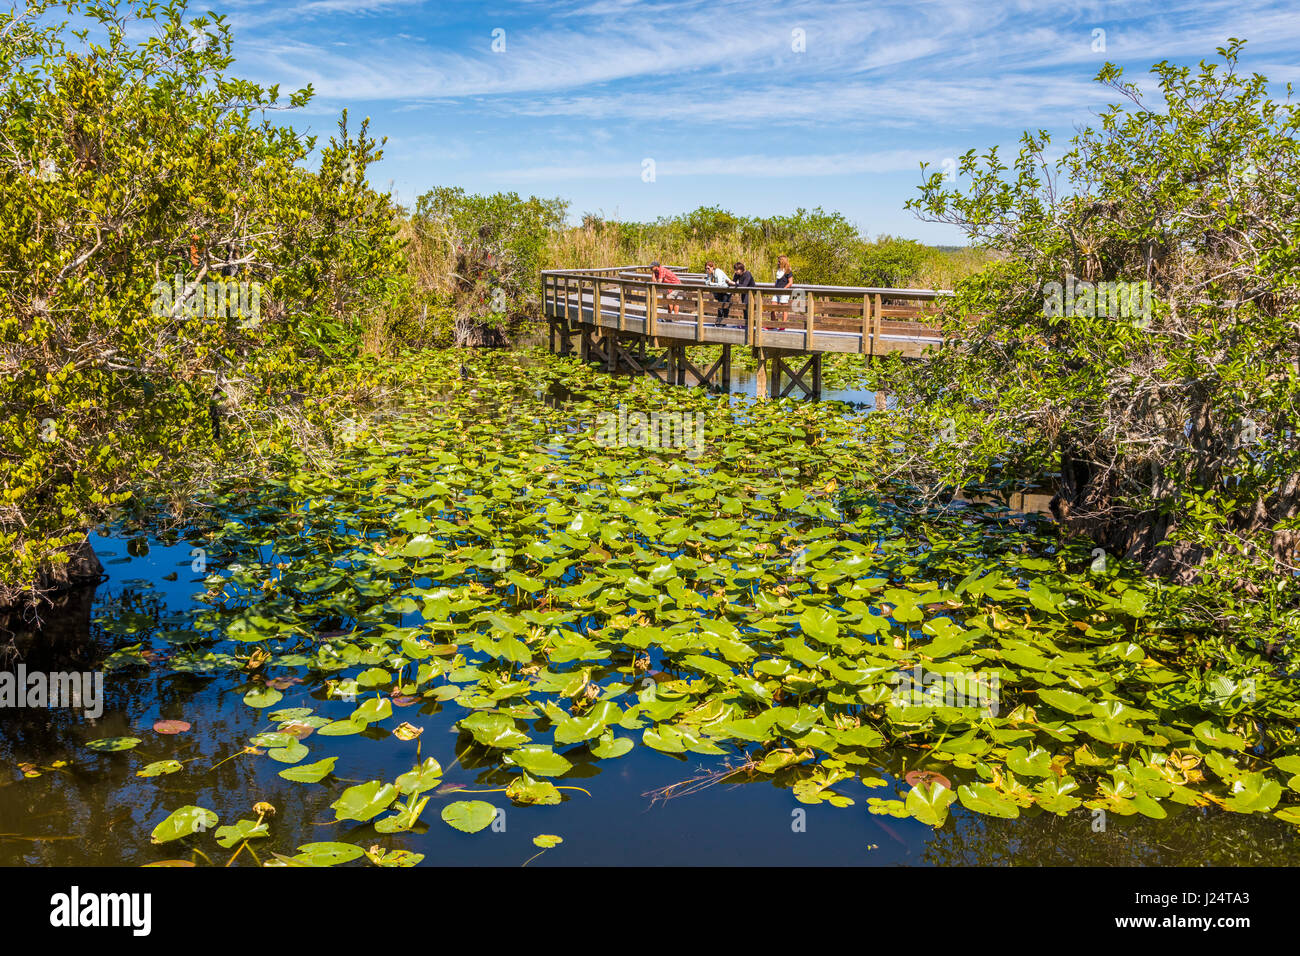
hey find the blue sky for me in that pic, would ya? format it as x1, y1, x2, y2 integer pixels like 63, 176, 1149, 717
205, 0, 1300, 243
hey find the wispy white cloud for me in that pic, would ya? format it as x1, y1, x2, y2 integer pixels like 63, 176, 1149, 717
224, 0, 429, 28
202, 0, 1300, 238
497, 75, 1104, 129
229, 0, 1300, 131
233, 0, 879, 100
494, 148, 959, 181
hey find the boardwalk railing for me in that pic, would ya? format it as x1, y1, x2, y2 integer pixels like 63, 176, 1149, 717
542, 265, 950, 358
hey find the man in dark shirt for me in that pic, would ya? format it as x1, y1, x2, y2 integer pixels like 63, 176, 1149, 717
727, 261, 757, 327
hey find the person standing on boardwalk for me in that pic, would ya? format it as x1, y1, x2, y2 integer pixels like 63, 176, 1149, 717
773, 254, 794, 327
704, 259, 732, 323
650, 260, 683, 315
730, 261, 756, 326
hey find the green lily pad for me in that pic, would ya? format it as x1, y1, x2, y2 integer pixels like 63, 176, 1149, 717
395, 757, 444, 795
214, 818, 270, 848
151, 805, 218, 844
243, 687, 283, 709
137, 759, 183, 777
507, 746, 573, 777
905, 782, 956, 827
278, 756, 337, 783
330, 780, 399, 822
441, 800, 497, 833
957, 783, 1019, 819
292, 842, 366, 866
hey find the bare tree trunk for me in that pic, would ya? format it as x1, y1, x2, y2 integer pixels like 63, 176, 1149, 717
453, 314, 508, 348
1050, 441, 1207, 582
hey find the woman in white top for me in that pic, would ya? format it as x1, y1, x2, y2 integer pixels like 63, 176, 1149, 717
773, 254, 794, 326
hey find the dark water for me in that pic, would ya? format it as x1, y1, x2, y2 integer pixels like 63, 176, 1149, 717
670, 360, 887, 408
4, 528, 1299, 867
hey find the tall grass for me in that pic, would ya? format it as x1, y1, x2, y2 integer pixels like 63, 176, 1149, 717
541, 222, 993, 289
542, 223, 783, 281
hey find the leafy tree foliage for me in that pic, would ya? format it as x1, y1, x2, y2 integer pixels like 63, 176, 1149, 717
855, 236, 931, 288
0, 0, 402, 605
413, 186, 567, 300
903, 40, 1300, 640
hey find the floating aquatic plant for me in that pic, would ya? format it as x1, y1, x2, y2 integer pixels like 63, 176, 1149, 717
53, 348, 1300, 865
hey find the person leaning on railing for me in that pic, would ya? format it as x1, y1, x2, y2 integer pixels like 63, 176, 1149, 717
728, 261, 757, 328
649, 260, 683, 315
704, 259, 732, 324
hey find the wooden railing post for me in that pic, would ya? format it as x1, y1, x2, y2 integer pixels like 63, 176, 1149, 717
619, 282, 626, 332
696, 289, 704, 341
648, 283, 658, 336
873, 293, 883, 355
593, 279, 601, 325
755, 291, 764, 348
861, 293, 870, 355
805, 291, 815, 349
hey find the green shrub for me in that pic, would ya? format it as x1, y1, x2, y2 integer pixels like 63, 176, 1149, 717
0, 0, 403, 605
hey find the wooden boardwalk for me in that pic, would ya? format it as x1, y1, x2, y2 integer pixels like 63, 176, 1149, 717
542, 265, 948, 398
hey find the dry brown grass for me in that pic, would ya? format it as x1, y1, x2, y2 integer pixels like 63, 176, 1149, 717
399, 218, 458, 297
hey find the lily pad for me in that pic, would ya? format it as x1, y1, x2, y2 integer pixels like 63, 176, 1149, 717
441, 800, 497, 833
330, 780, 399, 822
151, 805, 218, 844
278, 756, 337, 783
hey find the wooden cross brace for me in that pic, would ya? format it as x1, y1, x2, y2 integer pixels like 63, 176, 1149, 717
777, 355, 818, 398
